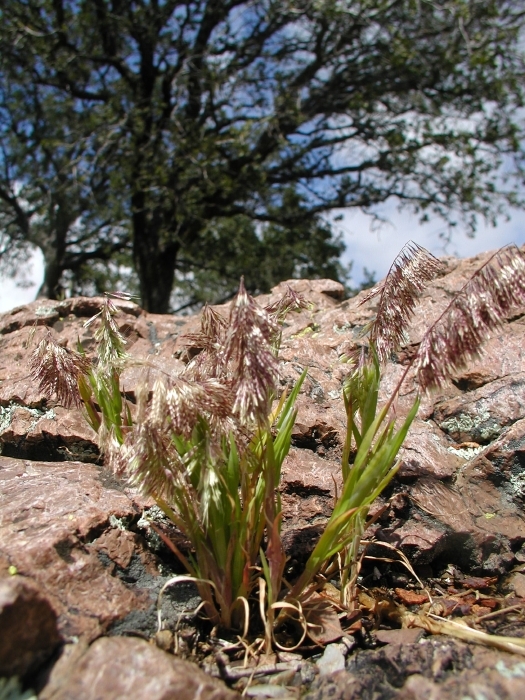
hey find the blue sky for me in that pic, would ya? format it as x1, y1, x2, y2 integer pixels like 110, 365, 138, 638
0, 204, 523, 313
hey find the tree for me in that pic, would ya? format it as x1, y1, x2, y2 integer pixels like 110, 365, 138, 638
172, 188, 349, 310
0, 72, 130, 298
0, 0, 524, 312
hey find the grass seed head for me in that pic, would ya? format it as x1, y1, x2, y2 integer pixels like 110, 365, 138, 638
84, 295, 128, 368
361, 241, 444, 362
221, 278, 280, 425
29, 334, 91, 408
415, 245, 525, 390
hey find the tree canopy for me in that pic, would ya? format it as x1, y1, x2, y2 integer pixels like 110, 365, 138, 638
1, 0, 524, 312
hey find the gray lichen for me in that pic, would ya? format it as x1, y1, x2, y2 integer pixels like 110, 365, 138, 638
34, 305, 57, 318
137, 505, 171, 551
509, 472, 525, 499
109, 514, 131, 531
0, 677, 36, 700
440, 410, 502, 443
0, 403, 55, 435
447, 445, 485, 460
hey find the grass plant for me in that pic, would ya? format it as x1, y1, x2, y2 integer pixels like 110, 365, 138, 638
31, 282, 309, 635
30, 243, 525, 648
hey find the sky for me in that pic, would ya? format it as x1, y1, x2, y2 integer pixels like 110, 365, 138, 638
0, 204, 524, 313
339, 204, 525, 289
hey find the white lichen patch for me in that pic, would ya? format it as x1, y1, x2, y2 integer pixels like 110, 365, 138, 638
28, 407, 55, 431
447, 445, 485, 460
333, 322, 353, 334
440, 410, 501, 442
0, 405, 15, 432
495, 659, 525, 679
0, 403, 55, 434
137, 505, 170, 551
510, 472, 525, 498
35, 305, 58, 317
109, 514, 130, 531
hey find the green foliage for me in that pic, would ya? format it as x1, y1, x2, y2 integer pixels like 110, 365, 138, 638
31, 284, 309, 637
288, 352, 419, 611
174, 201, 350, 310
2, 1, 524, 311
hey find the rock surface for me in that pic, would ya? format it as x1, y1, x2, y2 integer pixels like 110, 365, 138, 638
1, 252, 525, 697
39, 636, 237, 700
0, 576, 61, 679
304, 638, 525, 700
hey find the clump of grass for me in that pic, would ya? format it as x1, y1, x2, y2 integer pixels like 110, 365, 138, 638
30, 244, 525, 648
282, 243, 444, 613
31, 282, 308, 636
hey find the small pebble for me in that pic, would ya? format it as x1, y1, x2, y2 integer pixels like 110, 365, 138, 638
316, 643, 346, 676
244, 684, 297, 698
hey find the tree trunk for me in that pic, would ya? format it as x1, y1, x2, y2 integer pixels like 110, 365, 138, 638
37, 257, 65, 299
36, 195, 71, 299
132, 194, 179, 314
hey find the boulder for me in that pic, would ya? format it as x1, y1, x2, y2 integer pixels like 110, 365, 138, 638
0, 456, 155, 642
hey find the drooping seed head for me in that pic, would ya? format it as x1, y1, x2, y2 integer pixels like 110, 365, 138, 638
29, 334, 91, 408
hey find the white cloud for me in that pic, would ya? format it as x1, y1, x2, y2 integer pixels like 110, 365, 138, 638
337, 203, 525, 286
0, 248, 45, 313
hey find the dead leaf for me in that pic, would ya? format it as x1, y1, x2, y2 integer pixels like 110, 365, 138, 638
344, 609, 362, 634
394, 588, 429, 606
303, 594, 344, 645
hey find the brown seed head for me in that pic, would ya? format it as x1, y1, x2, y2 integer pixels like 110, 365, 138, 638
29, 334, 91, 408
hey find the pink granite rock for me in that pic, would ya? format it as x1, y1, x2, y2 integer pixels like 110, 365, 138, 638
0, 456, 153, 641
0, 575, 61, 679
2, 250, 525, 576
39, 636, 237, 700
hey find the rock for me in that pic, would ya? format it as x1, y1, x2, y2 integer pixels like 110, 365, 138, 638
259, 279, 346, 310
316, 644, 346, 676
381, 516, 448, 565
0, 575, 61, 679
39, 636, 237, 700
507, 572, 525, 598
0, 405, 98, 463
304, 638, 525, 700
0, 455, 154, 641
375, 628, 425, 645
396, 419, 464, 481
433, 373, 525, 444
244, 685, 296, 698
